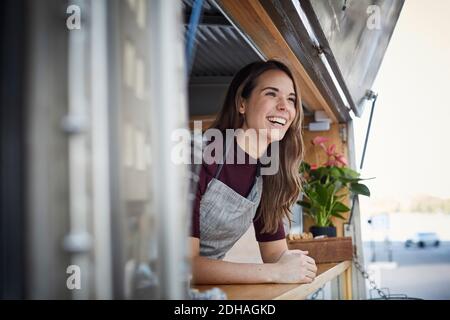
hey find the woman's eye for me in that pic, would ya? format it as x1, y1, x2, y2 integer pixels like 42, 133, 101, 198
288, 98, 296, 104
266, 91, 276, 97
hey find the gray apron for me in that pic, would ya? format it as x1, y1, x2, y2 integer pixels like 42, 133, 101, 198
199, 143, 263, 260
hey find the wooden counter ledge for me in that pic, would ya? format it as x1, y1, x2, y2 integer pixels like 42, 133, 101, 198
193, 260, 352, 300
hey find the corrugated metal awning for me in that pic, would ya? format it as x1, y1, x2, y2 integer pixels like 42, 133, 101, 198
183, 0, 262, 78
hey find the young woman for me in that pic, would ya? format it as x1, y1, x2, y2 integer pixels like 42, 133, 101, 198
190, 60, 317, 284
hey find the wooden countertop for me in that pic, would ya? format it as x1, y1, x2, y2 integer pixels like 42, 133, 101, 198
192, 260, 352, 300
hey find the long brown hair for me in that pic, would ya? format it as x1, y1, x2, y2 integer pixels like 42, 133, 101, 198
211, 60, 304, 233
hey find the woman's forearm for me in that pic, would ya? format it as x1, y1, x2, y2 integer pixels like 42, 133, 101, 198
191, 256, 278, 284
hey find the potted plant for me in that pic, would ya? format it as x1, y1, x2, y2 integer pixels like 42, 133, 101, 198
298, 136, 372, 237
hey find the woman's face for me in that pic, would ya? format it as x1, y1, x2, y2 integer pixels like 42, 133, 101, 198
240, 69, 297, 143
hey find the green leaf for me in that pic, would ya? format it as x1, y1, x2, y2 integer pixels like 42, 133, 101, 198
339, 167, 360, 179
300, 162, 310, 173
350, 183, 371, 197
329, 167, 342, 179
298, 201, 311, 209
331, 211, 346, 220
316, 184, 330, 206
332, 201, 351, 213
304, 189, 318, 203
326, 184, 335, 202
314, 167, 329, 180
341, 176, 375, 184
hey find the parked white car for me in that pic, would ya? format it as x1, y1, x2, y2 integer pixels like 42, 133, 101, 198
405, 232, 440, 248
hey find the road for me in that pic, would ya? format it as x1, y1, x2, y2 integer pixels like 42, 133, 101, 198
223, 225, 450, 299
362, 241, 450, 299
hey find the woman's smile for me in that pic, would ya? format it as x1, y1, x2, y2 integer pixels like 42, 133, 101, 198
266, 116, 288, 127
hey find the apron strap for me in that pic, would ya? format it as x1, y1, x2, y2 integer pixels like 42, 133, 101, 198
255, 161, 261, 178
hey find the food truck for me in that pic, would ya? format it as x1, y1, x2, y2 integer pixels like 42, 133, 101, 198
0, 0, 403, 299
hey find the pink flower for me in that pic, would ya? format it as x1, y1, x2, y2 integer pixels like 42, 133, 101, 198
312, 136, 329, 146
326, 144, 336, 156
335, 154, 348, 166
311, 136, 348, 168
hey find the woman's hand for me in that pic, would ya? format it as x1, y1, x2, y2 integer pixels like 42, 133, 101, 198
191, 237, 317, 284
273, 249, 317, 283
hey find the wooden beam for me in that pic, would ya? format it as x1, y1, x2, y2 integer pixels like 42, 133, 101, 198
189, 114, 216, 131
216, 0, 338, 123
344, 264, 353, 300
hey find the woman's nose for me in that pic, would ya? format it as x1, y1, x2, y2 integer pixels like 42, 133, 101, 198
277, 98, 287, 110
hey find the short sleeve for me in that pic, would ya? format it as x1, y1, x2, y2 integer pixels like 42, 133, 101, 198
253, 213, 286, 242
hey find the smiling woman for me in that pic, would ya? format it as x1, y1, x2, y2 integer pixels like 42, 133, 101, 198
189, 60, 317, 285
236, 68, 297, 145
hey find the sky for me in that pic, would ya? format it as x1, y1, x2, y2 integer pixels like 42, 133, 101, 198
353, 0, 450, 204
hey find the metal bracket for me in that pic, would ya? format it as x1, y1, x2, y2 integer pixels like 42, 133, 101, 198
339, 124, 347, 143
61, 114, 88, 134
63, 231, 92, 254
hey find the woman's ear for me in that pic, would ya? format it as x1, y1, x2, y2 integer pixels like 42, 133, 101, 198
239, 99, 246, 115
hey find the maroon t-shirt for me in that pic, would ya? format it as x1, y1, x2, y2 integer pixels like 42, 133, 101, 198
191, 138, 285, 242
